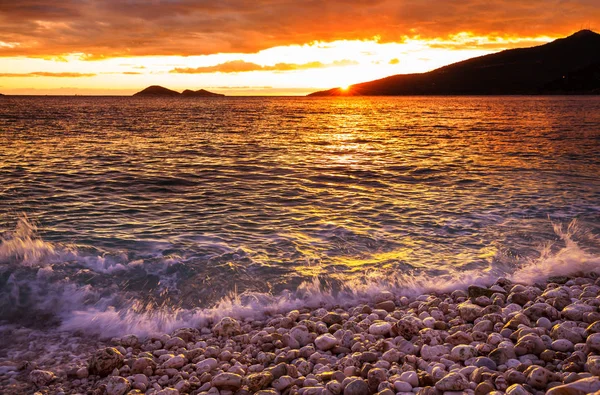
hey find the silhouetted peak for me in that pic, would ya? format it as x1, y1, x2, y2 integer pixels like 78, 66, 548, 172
566, 29, 599, 40
134, 85, 180, 96
571, 29, 597, 36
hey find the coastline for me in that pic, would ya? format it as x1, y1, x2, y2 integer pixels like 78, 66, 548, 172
3, 272, 600, 395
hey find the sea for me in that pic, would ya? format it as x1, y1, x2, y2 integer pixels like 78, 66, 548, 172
1, 96, 599, 339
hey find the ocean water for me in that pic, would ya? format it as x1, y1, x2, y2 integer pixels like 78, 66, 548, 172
1, 95, 600, 337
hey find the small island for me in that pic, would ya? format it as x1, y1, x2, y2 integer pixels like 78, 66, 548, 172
133, 85, 225, 97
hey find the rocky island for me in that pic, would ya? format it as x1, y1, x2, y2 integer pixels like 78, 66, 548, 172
134, 86, 225, 97
310, 30, 600, 96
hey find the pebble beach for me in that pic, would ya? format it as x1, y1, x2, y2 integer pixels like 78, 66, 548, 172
3, 272, 600, 395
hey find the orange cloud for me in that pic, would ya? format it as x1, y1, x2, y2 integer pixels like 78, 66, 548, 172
0, 72, 96, 77
170, 59, 359, 74
0, 1, 598, 58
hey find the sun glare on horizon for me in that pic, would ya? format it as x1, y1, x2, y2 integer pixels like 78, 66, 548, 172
0, 33, 558, 96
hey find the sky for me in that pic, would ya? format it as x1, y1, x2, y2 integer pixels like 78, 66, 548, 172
0, 0, 598, 96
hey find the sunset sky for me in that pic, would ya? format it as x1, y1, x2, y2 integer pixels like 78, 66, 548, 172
0, 1, 598, 96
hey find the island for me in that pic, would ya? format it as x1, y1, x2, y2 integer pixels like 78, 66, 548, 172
181, 89, 225, 97
309, 30, 600, 96
133, 85, 224, 97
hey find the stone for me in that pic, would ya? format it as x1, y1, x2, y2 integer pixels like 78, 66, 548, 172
515, 334, 546, 355
290, 326, 314, 347
587, 333, 600, 353
29, 370, 56, 387
265, 362, 288, 379
155, 389, 179, 395
450, 345, 478, 361
368, 321, 392, 336
523, 303, 560, 321
376, 300, 396, 312
132, 374, 149, 387
506, 384, 532, 395
164, 337, 186, 349
106, 376, 131, 395
120, 334, 139, 347
446, 331, 473, 345
368, 368, 387, 392
473, 357, 497, 371
505, 370, 527, 385
551, 323, 584, 344
504, 313, 531, 330
525, 366, 556, 389
89, 347, 124, 377
489, 347, 515, 366
76, 367, 89, 379
546, 377, 600, 395
394, 380, 413, 392
196, 357, 218, 373
420, 344, 448, 360
344, 379, 370, 395
315, 333, 338, 350
272, 375, 294, 391
587, 355, 600, 376
475, 381, 496, 395
473, 319, 494, 332
322, 312, 343, 326
211, 372, 243, 390
162, 355, 186, 369
174, 380, 191, 393
392, 317, 422, 339
458, 302, 483, 322
552, 339, 574, 352
245, 372, 274, 392
131, 357, 156, 374
326, 380, 343, 394
382, 348, 401, 363
435, 372, 470, 391
213, 317, 242, 337
468, 285, 500, 298
585, 321, 600, 337
172, 327, 200, 342
400, 371, 419, 387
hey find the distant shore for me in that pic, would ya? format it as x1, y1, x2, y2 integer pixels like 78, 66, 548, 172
3, 272, 600, 394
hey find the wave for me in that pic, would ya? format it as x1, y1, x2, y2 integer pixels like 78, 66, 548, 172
1, 215, 599, 339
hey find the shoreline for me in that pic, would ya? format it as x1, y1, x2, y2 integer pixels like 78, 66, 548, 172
3, 272, 600, 395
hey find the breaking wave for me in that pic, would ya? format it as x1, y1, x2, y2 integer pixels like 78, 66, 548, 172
1, 215, 598, 339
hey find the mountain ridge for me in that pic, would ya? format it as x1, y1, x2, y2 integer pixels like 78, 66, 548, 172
309, 30, 600, 96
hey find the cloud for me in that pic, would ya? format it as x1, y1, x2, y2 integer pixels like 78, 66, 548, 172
171, 59, 358, 74
389, 58, 400, 65
0, 72, 96, 77
0, 1, 598, 58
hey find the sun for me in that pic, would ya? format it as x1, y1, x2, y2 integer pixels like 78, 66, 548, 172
340, 85, 350, 91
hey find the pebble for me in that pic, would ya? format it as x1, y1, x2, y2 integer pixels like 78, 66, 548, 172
344, 379, 370, 395
212, 372, 243, 390
314, 333, 338, 350
29, 370, 56, 387
14, 274, 600, 395
88, 347, 124, 377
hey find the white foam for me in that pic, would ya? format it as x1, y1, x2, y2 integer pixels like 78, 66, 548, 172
2, 216, 599, 339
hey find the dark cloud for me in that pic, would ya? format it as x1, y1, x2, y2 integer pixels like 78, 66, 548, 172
0, 72, 96, 77
0, 0, 598, 58
171, 59, 358, 74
